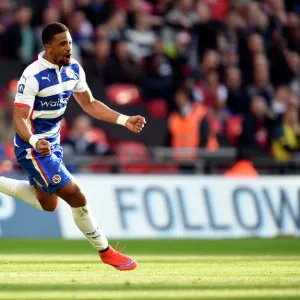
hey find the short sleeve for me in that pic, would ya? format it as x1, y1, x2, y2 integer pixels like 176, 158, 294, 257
73, 63, 89, 93
14, 75, 39, 108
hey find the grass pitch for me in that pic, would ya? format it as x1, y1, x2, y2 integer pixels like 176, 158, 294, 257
0, 239, 300, 299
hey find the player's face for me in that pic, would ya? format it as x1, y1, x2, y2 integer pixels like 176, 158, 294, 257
49, 31, 72, 67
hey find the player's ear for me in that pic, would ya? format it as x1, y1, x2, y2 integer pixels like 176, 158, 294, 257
45, 43, 52, 54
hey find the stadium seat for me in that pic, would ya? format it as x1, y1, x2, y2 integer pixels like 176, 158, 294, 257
115, 0, 128, 9
226, 115, 243, 145
60, 118, 69, 142
88, 162, 113, 173
106, 84, 142, 105
145, 99, 168, 119
3, 142, 15, 160
148, 164, 180, 174
88, 127, 109, 144
115, 141, 150, 173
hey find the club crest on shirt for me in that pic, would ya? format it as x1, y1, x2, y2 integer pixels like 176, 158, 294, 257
66, 68, 74, 79
52, 174, 61, 184
18, 84, 25, 94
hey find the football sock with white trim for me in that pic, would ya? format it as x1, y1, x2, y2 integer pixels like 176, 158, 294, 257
0, 176, 43, 210
72, 205, 108, 251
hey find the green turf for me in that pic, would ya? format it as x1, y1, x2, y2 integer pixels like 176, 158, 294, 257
0, 239, 300, 299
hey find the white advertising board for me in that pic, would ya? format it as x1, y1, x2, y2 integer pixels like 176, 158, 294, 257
58, 175, 300, 239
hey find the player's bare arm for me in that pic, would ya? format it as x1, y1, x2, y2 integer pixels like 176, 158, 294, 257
73, 89, 146, 133
13, 106, 50, 156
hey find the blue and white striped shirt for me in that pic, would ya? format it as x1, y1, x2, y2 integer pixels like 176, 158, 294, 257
14, 51, 88, 148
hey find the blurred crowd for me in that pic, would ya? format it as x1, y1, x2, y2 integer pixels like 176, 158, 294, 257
0, 0, 300, 173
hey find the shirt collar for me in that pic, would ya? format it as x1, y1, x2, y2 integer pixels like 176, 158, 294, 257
38, 51, 59, 69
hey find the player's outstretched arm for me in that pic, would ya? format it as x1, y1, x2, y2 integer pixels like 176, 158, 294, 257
73, 90, 146, 133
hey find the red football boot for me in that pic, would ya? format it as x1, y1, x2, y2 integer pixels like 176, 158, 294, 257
99, 243, 138, 271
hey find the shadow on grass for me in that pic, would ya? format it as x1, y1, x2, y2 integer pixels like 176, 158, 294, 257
0, 283, 299, 292
0, 259, 244, 265
1, 239, 300, 256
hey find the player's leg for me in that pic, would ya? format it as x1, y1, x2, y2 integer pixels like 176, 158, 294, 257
0, 146, 62, 211
33, 185, 60, 211
55, 179, 138, 271
0, 176, 44, 210
55, 179, 109, 251
0, 176, 60, 212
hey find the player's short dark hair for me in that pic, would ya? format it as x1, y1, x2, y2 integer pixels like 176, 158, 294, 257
42, 22, 69, 45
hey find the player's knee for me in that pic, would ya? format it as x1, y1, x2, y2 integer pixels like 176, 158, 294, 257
41, 202, 59, 212
58, 184, 87, 207
70, 194, 86, 207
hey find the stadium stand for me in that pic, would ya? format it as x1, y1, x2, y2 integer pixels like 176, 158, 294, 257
0, 0, 300, 174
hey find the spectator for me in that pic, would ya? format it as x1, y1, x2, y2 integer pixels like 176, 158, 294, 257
55, 0, 75, 24
67, 10, 94, 57
35, 7, 60, 52
125, 8, 157, 62
106, 39, 144, 86
286, 92, 300, 110
167, 88, 216, 161
223, 9, 245, 50
240, 33, 266, 83
203, 0, 228, 21
193, 1, 222, 59
272, 108, 300, 162
1, 6, 35, 64
239, 95, 276, 155
163, 0, 197, 46
192, 49, 221, 82
143, 39, 173, 102
62, 115, 110, 156
0, 0, 14, 36
105, 10, 127, 42
223, 47, 240, 68
283, 12, 300, 53
266, 0, 287, 32
248, 55, 274, 106
268, 29, 295, 87
171, 31, 192, 91
286, 51, 300, 98
85, 38, 111, 89
271, 85, 289, 121
77, 0, 115, 26
193, 69, 228, 111
94, 24, 109, 41
0, 79, 15, 144
251, 8, 272, 46
225, 66, 250, 116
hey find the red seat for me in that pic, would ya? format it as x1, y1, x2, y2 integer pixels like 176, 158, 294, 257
3, 142, 15, 160
116, 141, 150, 173
88, 127, 109, 144
60, 118, 69, 142
115, 0, 129, 9
226, 115, 242, 145
106, 84, 142, 105
88, 128, 112, 172
148, 164, 180, 174
146, 99, 168, 119
88, 163, 113, 173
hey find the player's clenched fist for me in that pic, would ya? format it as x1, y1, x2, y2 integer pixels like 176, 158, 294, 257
36, 140, 51, 156
125, 115, 146, 133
